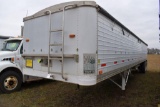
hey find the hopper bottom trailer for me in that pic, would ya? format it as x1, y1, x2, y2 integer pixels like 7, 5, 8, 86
22, 1, 147, 90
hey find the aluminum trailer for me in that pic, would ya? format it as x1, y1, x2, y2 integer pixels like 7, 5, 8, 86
22, 1, 148, 90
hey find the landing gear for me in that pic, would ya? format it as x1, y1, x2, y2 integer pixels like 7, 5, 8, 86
109, 69, 131, 90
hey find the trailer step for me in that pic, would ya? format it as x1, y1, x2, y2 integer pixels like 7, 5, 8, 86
50, 44, 62, 46
50, 29, 62, 32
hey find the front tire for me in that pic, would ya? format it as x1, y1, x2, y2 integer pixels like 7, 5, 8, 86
0, 71, 22, 93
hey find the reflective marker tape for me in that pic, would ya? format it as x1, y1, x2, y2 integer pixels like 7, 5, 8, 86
101, 63, 106, 67
114, 61, 117, 64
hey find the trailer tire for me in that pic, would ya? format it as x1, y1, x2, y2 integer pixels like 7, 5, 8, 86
138, 61, 147, 73
0, 71, 22, 93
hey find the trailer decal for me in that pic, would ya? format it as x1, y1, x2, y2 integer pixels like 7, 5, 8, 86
98, 59, 100, 64
83, 54, 95, 74
26, 59, 33, 68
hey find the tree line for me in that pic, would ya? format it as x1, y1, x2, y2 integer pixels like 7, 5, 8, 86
148, 48, 160, 54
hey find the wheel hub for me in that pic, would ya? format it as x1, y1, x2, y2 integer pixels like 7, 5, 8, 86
4, 76, 18, 91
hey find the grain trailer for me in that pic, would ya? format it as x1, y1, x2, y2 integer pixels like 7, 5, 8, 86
22, 1, 148, 90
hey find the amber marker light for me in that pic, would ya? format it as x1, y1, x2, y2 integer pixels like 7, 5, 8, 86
11, 58, 14, 62
26, 39, 30, 42
69, 34, 75, 38
99, 70, 103, 75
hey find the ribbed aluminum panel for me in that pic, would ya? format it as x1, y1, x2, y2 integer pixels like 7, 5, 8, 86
97, 13, 147, 73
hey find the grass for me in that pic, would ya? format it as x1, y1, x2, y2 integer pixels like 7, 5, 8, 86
147, 55, 160, 72
0, 55, 160, 107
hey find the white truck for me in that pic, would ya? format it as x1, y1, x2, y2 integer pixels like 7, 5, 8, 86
0, 37, 23, 93
0, 1, 148, 93
0, 37, 41, 93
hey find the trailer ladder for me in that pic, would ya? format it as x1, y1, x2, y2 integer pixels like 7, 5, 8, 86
46, 4, 77, 81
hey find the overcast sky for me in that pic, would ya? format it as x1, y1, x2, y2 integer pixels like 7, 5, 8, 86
0, 0, 158, 48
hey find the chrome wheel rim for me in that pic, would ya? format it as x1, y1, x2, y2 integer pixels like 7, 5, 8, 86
4, 76, 18, 90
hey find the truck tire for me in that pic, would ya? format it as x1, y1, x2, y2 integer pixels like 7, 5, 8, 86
138, 61, 147, 73
0, 71, 22, 93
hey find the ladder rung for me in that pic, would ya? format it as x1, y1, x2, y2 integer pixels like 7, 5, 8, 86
50, 29, 62, 32
49, 58, 62, 60
50, 44, 62, 46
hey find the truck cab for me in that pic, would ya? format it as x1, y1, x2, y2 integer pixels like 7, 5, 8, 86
0, 37, 23, 93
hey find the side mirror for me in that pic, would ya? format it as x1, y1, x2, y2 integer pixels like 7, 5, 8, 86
20, 45, 23, 54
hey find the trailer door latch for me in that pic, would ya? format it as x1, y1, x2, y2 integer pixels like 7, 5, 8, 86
74, 54, 79, 63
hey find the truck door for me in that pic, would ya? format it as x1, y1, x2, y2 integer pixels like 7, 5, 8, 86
15, 43, 23, 69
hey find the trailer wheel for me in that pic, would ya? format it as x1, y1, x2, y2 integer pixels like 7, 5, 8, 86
0, 71, 22, 93
138, 61, 147, 73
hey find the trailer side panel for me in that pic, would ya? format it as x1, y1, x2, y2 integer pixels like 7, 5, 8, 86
97, 13, 147, 82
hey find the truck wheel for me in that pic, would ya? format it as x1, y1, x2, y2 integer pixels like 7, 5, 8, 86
0, 71, 22, 93
138, 61, 147, 73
